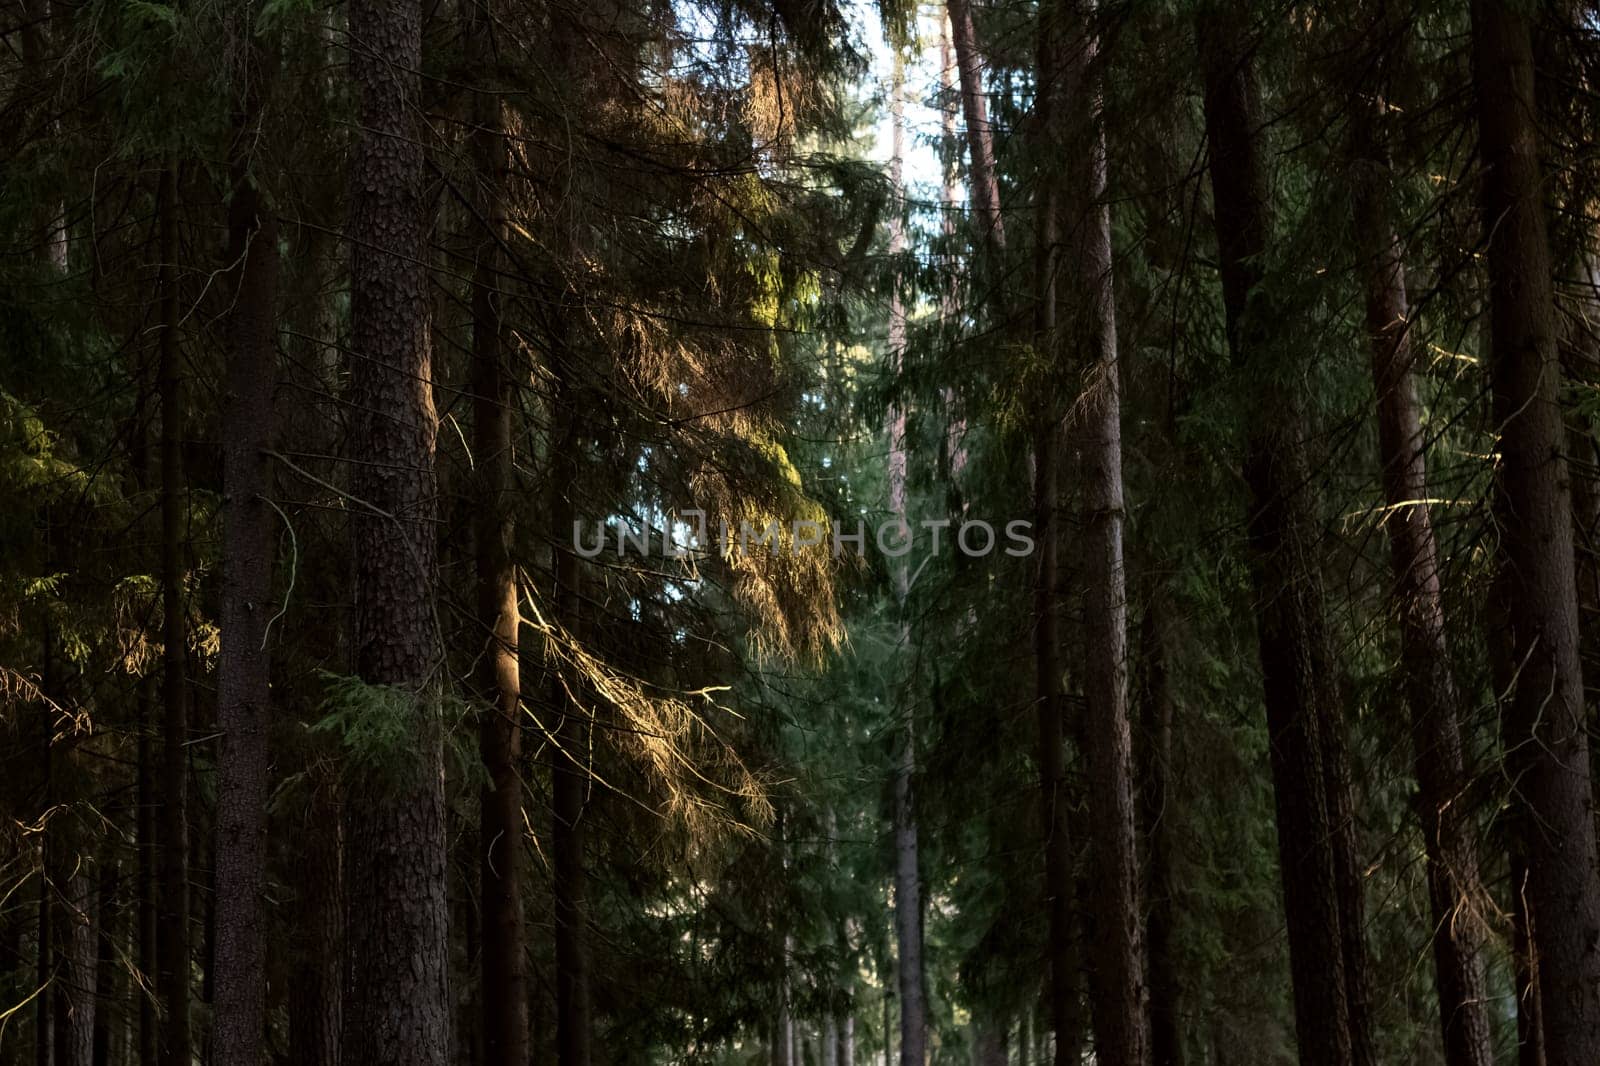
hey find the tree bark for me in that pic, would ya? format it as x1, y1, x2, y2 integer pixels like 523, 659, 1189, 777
289, 777, 343, 1066
466, 5, 529, 1065
1055, 2, 1148, 1061
156, 163, 192, 1066
341, 0, 451, 1062
1347, 139, 1493, 1066
946, 0, 1005, 259
552, 365, 592, 1066
90, 861, 117, 1066
1199, 10, 1374, 1066
1471, 3, 1600, 1060
211, 32, 280, 1064
1029, 9, 1085, 1066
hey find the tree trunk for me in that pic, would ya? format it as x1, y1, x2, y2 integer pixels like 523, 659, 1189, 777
945, 0, 1004, 259
212, 34, 280, 1064
1029, 9, 1085, 1066
1199, 10, 1374, 1066
91, 861, 117, 1066
1139, 598, 1182, 1066
289, 778, 342, 1066
885, 59, 928, 1066
156, 163, 192, 1066
1471, 3, 1600, 1059
1347, 137, 1493, 1066
341, 0, 451, 1062
467, 5, 529, 1064
551, 363, 592, 1066
51, 847, 95, 1066
1055, 2, 1148, 1061
136, 675, 157, 1066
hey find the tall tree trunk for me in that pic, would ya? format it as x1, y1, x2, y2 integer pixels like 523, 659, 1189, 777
91, 861, 117, 1066
466, 6, 529, 1065
212, 31, 279, 1064
1471, 3, 1600, 1060
1138, 597, 1182, 1066
1054, 2, 1148, 1061
946, 0, 1004, 259
885, 58, 927, 1066
340, 0, 451, 1062
289, 777, 343, 1066
52, 863, 95, 1066
156, 163, 192, 1066
136, 675, 157, 1066
1199, 10, 1374, 1066
551, 366, 592, 1066
1347, 137, 1493, 1066
1028, 9, 1084, 1066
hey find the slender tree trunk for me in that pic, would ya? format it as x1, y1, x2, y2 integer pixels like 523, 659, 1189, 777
884, 59, 928, 1066
1199, 10, 1374, 1066
136, 675, 157, 1066
551, 362, 592, 1066
1471, 3, 1600, 1059
1052, 2, 1148, 1060
91, 861, 117, 1066
841, 1014, 855, 1066
156, 163, 192, 1066
212, 33, 279, 1064
341, 0, 451, 1062
1139, 597, 1182, 1066
946, 0, 1004, 258
35, 838, 51, 1066
1028, 9, 1085, 1066
467, 5, 529, 1064
1347, 139, 1493, 1066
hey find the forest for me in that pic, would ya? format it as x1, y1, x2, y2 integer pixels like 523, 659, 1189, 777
4, 0, 1600, 1064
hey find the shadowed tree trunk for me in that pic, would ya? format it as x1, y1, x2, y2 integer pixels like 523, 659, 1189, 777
466, 6, 528, 1066
1347, 131, 1493, 1066
1199, 8, 1375, 1065
289, 777, 342, 1066
1471, 3, 1600, 1061
211, 24, 280, 1064
1028, 7, 1086, 1065
340, 0, 451, 1062
552, 361, 592, 1066
156, 163, 192, 1066
1139, 596, 1182, 1066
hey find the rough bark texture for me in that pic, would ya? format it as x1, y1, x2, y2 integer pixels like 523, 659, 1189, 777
156, 164, 192, 1066
341, 0, 451, 1062
1199, 11, 1374, 1066
1056, 3, 1148, 1061
1471, 3, 1600, 1059
467, 6, 529, 1065
211, 49, 280, 1065
52, 848, 95, 1066
1348, 144, 1493, 1066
